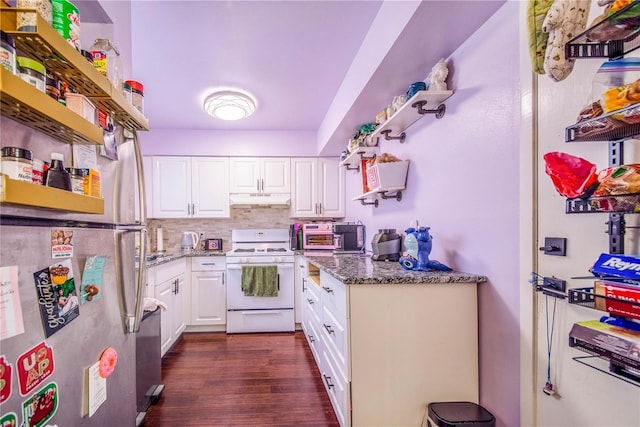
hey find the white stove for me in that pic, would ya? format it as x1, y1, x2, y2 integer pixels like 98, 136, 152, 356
225, 229, 295, 333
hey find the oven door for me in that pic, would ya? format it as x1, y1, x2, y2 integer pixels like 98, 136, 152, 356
226, 263, 295, 310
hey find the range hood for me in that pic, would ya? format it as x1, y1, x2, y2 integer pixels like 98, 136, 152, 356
229, 193, 291, 207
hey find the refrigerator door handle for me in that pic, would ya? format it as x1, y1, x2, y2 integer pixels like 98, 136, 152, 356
133, 131, 147, 226
117, 228, 148, 333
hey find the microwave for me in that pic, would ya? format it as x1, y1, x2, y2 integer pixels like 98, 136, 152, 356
302, 223, 335, 250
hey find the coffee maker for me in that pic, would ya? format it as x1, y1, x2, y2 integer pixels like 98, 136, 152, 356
371, 229, 402, 261
332, 223, 365, 253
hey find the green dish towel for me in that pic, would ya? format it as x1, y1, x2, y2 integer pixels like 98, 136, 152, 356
241, 265, 278, 297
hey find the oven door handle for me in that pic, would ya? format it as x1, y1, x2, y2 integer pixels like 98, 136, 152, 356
226, 264, 294, 270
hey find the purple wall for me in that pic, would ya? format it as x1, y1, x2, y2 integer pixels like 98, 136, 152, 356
343, 4, 520, 426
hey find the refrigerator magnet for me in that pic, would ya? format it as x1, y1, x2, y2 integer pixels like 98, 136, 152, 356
21, 381, 58, 427
17, 341, 55, 396
0, 412, 17, 427
33, 259, 80, 338
51, 229, 73, 259
0, 265, 25, 340
0, 355, 13, 403
81, 256, 106, 304
98, 347, 117, 378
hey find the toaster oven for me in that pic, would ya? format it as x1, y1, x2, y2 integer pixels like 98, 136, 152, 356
302, 223, 335, 250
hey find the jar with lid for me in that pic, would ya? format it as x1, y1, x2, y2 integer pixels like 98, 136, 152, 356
16, 56, 46, 93
126, 80, 144, 114
1, 147, 33, 182
65, 167, 85, 194
90, 38, 123, 94
0, 31, 16, 74
46, 75, 60, 100
44, 153, 71, 191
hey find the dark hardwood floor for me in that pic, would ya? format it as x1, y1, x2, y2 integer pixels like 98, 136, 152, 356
143, 331, 340, 427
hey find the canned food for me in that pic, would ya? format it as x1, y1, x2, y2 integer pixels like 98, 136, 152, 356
17, 56, 46, 93
0, 31, 16, 74
1, 146, 33, 182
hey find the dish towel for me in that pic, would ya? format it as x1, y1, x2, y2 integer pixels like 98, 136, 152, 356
241, 265, 278, 297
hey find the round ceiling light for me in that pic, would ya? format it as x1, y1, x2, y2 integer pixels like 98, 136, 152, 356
203, 90, 256, 121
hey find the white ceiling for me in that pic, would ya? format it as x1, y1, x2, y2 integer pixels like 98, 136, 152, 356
79, 1, 505, 154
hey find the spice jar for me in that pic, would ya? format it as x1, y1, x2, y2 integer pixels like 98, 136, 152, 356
126, 80, 144, 114
0, 31, 16, 74
1, 147, 33, 182
90, 38, 123, 93
65, 167, 85, 194
17, 56, 46, 93
46, 75, 60, 100
32, 158, 44, 185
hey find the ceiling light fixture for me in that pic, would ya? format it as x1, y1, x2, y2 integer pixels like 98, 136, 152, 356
203, 90, 257, 121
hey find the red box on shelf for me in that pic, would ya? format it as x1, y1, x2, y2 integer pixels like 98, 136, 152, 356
595, 280, 640, 320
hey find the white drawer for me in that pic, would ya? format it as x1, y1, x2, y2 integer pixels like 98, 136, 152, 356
320, 347, 349, 427
322, 303, 348, 380
320, 271, 347, 319
191, 256, 226, 271
154, 258, 187, 283
304, 315, 323, 365
304, 279, 323, 323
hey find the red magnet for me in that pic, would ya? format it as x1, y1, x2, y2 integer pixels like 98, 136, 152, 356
98, 347, 117, 378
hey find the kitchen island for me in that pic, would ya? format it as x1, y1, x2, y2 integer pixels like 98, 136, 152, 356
299, 252, 487, 427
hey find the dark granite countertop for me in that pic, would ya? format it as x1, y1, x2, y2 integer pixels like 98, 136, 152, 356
143, 251, 226, 268
303, 253, 488, 285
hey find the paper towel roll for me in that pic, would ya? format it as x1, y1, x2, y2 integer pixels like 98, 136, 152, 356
156, 226, 163, 252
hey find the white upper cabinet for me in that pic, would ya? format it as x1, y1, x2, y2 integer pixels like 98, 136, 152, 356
291, 157, 345, 218
150, 156, 230, 218
229, 157, 290, 193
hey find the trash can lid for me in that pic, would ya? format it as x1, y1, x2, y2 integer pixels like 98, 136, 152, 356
428, 401, 495, 426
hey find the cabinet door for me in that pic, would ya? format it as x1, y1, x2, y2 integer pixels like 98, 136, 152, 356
262, 157, 291, 193
152, 156, 191, 218
229, 158, 261, 193
174, 274, 187, 338
290, 158, 318, 218
191, 157, 230, 218
155, 278, 175, 357
190, 271, 226, 325
318, 157, 345, 218
294, 254, 307, 323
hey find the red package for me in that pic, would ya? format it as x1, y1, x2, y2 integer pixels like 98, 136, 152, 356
543, 152, 599, 198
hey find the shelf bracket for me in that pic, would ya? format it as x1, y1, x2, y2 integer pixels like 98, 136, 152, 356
380, 130, 406, 143
344, 164, 360, 172
380, 191, 402, 202
359, 199, 379, 208
412, 100, 446, 119
607, 213, 625, 255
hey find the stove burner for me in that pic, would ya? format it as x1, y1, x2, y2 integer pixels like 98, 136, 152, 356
267, 248, 287, 252
234, 248, 255, 253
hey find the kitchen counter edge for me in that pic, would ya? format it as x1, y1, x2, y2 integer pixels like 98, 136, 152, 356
302, 252, 488, 285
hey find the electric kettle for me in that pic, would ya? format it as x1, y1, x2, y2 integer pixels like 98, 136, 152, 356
181, 231, 199, 253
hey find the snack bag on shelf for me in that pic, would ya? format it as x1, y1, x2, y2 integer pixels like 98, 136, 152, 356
592, 163, 640, 196
543, 152, 599, 198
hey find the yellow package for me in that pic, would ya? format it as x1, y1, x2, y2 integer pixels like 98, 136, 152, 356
82, 169, 101, 197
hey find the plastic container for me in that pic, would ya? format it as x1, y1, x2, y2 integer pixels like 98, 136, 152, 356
44, 153, 71, 191
126, 80, 144, 114
17, 0, 52, 31
1, 147, 33, 182
17, 56, 46, 93
32, 158, 44, 185
51, 0, 80, 50
425, 402, 495, 427
65, 92, 96, 124
90, 38, 123, 93
65, 167, 85, 194
123, 81, 132, 104
0, 31, 16, 74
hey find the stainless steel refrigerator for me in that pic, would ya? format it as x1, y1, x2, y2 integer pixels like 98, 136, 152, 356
0, 123, 149, 426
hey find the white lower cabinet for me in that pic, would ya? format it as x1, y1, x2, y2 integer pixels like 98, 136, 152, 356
189, 257, 226, 326
150, 258, 187, 357
302, 263, 480, 427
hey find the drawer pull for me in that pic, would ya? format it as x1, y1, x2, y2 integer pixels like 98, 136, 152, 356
309, 335, 315, 343
307, 298, 314, 305
323, 374, 335, 389
322, 286, 333, 294
323, 324, 334, 335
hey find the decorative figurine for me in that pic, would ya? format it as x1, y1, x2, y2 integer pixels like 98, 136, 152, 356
429, 59, 449, 91
399, 226, 452, 272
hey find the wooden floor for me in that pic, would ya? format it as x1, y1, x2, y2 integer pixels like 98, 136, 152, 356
144, 331, 340, 427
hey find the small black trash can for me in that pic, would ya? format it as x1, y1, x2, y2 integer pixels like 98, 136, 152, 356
425, 401, 495, 427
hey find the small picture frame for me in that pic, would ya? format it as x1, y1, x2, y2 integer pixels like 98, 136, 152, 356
204, 239, 222, 251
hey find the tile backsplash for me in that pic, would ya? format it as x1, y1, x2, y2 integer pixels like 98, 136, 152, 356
148, 207, 294, 253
